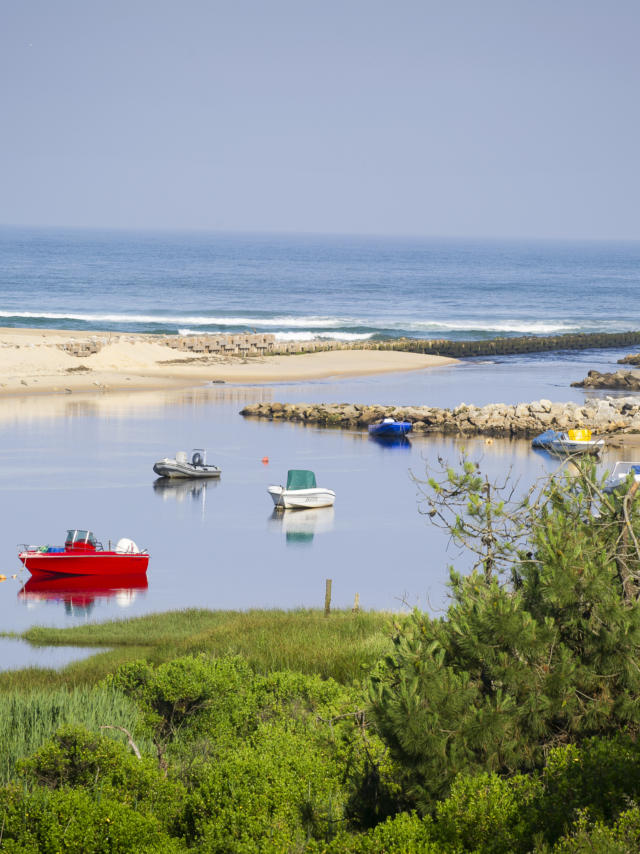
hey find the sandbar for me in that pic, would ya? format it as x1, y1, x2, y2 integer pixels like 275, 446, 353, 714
0, 327, 458, 397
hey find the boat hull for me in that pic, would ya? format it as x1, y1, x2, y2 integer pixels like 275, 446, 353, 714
19, 551, 149, 577
153, 460, 221, 479
268, 486, 336, 509
547, 440, 604, 457
368, 421, 412, 438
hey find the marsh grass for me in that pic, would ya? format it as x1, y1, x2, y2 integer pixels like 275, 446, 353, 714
2, 609, 395, 688
0, 684, 150, 784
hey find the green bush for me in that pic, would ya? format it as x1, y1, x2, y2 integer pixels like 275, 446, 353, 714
18, 725, 185, 833
0, 784, 183, 853
180, 722, 347, 851
552, 807, 640, 853
432, 771, 540, 853
532, 736, 640, 846
310, 812, 448, 853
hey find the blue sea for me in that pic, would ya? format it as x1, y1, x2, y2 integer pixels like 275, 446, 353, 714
1, 226, 639, 341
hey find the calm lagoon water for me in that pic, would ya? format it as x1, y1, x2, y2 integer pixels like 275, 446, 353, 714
0, 349, 631, 669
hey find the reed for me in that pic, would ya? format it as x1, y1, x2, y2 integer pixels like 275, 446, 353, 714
0, 684, 149, 784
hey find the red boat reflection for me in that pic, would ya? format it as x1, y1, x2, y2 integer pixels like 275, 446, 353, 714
18, 574, 148, 616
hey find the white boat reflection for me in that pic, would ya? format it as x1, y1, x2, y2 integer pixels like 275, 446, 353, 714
18, 575, 148, 618
268, 506, 335, 545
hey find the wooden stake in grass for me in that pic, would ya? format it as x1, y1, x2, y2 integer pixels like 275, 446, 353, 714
324, 579, 332, 616
352, 593, 360, 613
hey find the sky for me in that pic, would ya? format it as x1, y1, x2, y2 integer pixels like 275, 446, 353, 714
2, 0, 639, 239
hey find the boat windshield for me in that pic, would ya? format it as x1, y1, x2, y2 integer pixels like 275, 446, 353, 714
286, 470, 317, 490
65, 529, 96, 546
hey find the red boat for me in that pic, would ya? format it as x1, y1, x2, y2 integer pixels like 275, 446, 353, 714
18, 529, 149, 577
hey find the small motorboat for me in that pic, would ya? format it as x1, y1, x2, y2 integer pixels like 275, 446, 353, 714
531, 429, 561, 449
153, 449, 221, 479
603, 462, 640, 493
268, 469, 335, 510
532, 428, 604, 456
368, 418, 413, 438
18, 529, 149, 577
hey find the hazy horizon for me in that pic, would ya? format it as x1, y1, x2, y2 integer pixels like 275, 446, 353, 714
3, 1, 639, 240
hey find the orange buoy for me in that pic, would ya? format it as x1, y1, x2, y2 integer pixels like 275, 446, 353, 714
262, 456, 269, 464
0, 575, 6, 582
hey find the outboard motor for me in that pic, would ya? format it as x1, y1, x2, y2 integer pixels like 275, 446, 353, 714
115, 538, 140, 554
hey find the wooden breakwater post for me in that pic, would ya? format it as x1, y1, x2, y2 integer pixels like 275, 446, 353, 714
324, 579, 332, 616
380, 330, 640, 359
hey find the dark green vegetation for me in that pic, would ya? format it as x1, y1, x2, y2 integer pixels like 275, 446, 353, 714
4, 461, 640, 851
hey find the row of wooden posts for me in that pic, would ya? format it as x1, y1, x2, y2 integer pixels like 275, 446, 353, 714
324, 578, 360, 616
56, 329, 640, 360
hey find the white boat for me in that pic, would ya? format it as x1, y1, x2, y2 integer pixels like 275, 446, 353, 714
603, 461, 640, 493
268, 469, 335, 510
153, 449, 221, 479
547, 429, 604, 457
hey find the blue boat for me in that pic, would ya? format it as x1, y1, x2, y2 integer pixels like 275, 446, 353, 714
368, 418, 413, 438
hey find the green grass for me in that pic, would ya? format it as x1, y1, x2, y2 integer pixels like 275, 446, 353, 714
0, 608, 394, 690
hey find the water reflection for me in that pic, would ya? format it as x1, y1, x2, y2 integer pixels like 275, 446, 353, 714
369, 435, 412, 450
153, 478, 218, 519
18, 574, 148, 618
0, 383, 274, 426
268, 507, 335, 546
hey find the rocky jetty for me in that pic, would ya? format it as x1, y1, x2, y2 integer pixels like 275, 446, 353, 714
240, 397, 640, 438
619, 354, 640, 366
571, 370, 640, 391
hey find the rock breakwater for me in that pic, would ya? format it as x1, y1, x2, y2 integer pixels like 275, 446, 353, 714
240, 397, 640, 438
571, 370, 640, 391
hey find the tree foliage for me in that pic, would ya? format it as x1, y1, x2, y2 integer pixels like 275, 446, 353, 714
370, 458, 640, 809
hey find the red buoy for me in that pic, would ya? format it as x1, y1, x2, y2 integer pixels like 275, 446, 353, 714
262, 456, 269, 464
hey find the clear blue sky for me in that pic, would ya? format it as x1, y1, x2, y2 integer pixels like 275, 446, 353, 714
2, 0, 639, 238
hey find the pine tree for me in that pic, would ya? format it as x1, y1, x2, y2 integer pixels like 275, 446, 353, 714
369, 459, 640, 811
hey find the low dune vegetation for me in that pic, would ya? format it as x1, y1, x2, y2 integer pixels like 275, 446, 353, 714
4, 460, 640, 852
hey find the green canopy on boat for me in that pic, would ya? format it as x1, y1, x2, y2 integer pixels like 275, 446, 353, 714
286, 469, 317, 490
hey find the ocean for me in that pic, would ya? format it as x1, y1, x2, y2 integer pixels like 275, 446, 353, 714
1, 226, 639, 342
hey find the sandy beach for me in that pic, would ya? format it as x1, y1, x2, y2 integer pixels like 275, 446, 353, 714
0, 327, 458, 396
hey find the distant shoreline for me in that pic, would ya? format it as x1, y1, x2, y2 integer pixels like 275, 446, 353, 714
0, 326, 458, 398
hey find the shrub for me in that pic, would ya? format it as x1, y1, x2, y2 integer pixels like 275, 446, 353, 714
0, 784, 182, 853
18, 725, 185, 832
